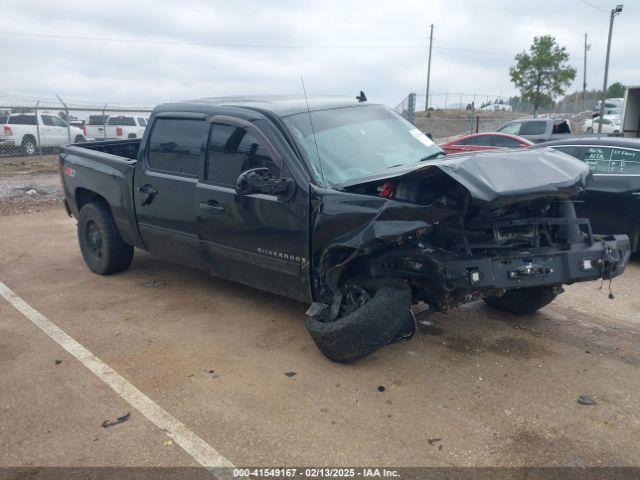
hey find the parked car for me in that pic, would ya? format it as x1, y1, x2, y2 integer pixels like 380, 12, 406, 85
535, 137, 640, 253
497, 117, 572, 143
0, 112, 86, 155
103, 115, 148, 140
583, 115, 621, 134
59, 97, 629, 362
440, 132, 533, 154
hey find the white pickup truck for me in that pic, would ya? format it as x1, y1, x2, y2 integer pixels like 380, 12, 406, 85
0, 112, 87, 155
102, 115, 148, 140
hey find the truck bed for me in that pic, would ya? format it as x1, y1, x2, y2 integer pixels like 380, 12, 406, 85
59, 138, 143, 248
70, 138, 141, 160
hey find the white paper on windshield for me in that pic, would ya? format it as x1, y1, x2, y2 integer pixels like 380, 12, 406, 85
409, 128, 435, 147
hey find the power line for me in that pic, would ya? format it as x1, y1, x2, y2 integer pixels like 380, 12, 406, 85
579, 0, 609, 14
0, 30, 512, 55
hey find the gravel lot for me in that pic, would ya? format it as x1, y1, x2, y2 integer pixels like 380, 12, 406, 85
1, 156, 639, 471
0, 155, 62, 215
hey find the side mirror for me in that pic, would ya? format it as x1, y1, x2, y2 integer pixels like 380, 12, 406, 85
234, 168, 295, 199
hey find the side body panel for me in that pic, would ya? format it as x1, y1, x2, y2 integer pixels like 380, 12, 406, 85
60, 143, 144, 248
131, 112, 207, 268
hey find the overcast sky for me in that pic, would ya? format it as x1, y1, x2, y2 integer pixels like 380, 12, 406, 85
1, 0, 638, 108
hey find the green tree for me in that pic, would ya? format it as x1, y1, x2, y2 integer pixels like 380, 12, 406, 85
607, 82, 625, 98
509, 36, 576, 117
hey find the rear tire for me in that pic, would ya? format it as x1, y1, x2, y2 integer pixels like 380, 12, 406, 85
21, 136, 37, 156
77, 201, 133, 275
586, 127, 593, 133
74, 135, 86, 143
484, 286, 557, 315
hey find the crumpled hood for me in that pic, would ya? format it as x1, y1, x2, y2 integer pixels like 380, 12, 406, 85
340, 147, 590, 205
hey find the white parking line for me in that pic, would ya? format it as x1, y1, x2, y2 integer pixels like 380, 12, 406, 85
0, 280, 235, 469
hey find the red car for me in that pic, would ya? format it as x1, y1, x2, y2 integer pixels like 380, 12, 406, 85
440, 132, 533, 154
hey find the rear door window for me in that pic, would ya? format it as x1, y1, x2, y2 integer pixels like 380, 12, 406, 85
581, 146, 640, 174
206, 123, 280, 186
147, 118, 208, 177
552, 121, 570, 134
609, 148, 640, 174
42, 115, 67, 127
8, 115, 37, 125
583, 147, 613, 174
520, 121, 547, 135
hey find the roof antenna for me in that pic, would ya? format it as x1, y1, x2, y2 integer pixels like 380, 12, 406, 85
300, 76, 327, 186
356, 90, 367, 102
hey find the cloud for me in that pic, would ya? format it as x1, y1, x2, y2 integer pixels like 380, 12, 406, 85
0, 0, 637, 107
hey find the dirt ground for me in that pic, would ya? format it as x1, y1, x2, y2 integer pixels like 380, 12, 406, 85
0, 154, 61, 216
1, 212, 639, 469
1, 155, 639, 470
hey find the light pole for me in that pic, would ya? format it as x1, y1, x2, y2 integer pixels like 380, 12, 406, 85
598, 4, 623, 133
425, 24, 434, 112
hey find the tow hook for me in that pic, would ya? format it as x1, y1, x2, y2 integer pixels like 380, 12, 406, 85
508, 263, 553, 279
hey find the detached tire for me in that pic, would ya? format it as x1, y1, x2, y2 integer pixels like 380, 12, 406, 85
306, 285, 414, 363
78, 201, 134, 275
484, 286, 557, 315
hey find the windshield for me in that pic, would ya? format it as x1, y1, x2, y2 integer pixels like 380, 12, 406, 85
282, 104, 443, 185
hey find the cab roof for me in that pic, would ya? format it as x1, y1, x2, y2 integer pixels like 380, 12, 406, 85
156, 95, 368, 118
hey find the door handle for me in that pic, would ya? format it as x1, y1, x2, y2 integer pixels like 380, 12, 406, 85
199, 201, 225, 213
136, 185, 158, 206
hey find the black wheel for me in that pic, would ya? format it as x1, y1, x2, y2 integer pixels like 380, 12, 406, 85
22, 137, 37, 156
77, 201, 134, 275
74, 135, 86, 143
586, 127, 594, 133
306, 284, 414, 363
484, 286, 557, 315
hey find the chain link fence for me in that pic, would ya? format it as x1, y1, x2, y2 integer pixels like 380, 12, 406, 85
395, 92, 600, 142
0, 94, 153, 158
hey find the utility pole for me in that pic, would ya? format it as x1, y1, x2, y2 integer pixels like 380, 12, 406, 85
583, 33, 589, 101
598, 5, 623, 133
425, 24, 434, 112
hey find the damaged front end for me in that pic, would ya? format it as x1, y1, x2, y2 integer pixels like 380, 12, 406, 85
307, 148, 630, 362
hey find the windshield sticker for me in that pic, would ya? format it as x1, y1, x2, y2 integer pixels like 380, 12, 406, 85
409, 128, 434, 147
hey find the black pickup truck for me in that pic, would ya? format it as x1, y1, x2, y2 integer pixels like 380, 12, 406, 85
60, 96, 630, 362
